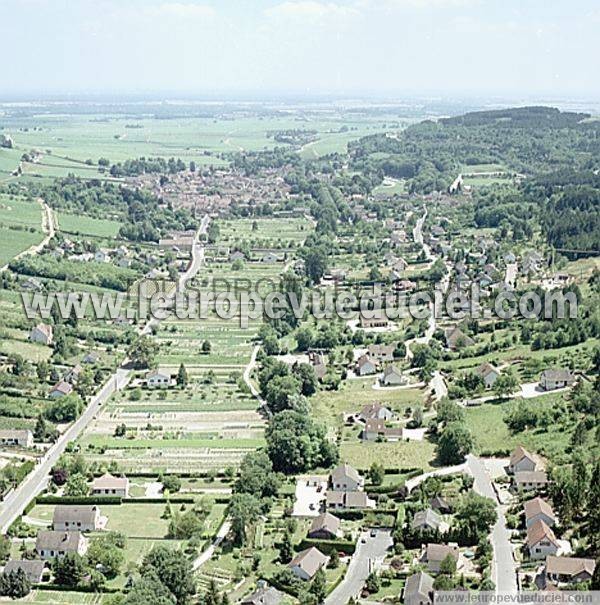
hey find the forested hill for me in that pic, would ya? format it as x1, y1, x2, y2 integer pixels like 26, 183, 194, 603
439, 105, 590, 128
349, 105, 600, 194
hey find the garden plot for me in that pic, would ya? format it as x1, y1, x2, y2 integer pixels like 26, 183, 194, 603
156, 318, 259, 367
218, 216, 311, 248
82, 444, 257, 473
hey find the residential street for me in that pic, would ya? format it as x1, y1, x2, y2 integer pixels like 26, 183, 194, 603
0, 216, 209, 533
324, 530, 393, 605
466, 455, 518, 594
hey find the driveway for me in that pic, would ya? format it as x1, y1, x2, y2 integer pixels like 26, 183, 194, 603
325, 530, 393, 605
291, 478, 327, 517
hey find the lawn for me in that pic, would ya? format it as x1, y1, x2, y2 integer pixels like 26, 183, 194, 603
0, 225, 44, 266
56, 212, 122, 238
464, 394, 575, 460
311, 377, 425, 429
101, 503, 172, 538
339, 438, 436, 472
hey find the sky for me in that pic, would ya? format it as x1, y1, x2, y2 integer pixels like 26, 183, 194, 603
1, 0, 599, 99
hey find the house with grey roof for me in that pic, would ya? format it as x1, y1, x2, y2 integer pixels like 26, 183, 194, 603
330, 464, 363, 492
3, 560, 46, 584
241, 582, 284, 605
539, 369, 575, 391
308, 512, 341, 540
326, 490, 375, 511
445, 327, 475, 350
403, 571, 434, 605
288, 547, 329, 581
381, 364, 407, 386
514, 470, 549, 492
53, 505, 101, 532
0, 429, 33, 448
35, 531, 88, 560
423, 542, 460, 572
411, 509, 442, 532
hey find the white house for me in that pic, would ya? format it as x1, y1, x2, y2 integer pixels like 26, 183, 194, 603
527, 519, 559, 560
475, 363, 500, 389
146, 369, 171, 388
356, 355, 377, 376
540, 369, 575, 391
514, 470, 549, 492
35, 531, 88, 560
359, 402, 394, 422
0, 429, 33, 448
91, 473, 129, 497
94, 248, 111, 263
29, 323, 53, 345
261, 252, 281, 264
330, 463, 363, 492
508, 446, 539, 474
382, 364, 407, 386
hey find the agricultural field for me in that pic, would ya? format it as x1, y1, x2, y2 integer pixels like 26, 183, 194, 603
0, 194, 45, 265
2, 112, 397, 168
55, 212, 121, 238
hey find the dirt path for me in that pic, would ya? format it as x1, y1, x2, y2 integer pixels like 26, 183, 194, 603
0, 198, 55, 273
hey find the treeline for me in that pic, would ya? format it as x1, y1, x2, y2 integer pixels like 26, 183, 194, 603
108, 156, 187, 177
10, 255, 137, 291
9, 178, 196, 242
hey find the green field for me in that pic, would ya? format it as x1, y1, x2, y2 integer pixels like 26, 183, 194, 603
464, 394, 575, 460
57, 212, 122, 238
0, 195, 44, 265
0, 228, 44, 266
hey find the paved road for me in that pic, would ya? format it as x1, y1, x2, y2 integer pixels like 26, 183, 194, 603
325, 530, 393, 605
0, 367, 129, 532
0, 215, 210, 533
466, 455, 517, 594
405, 463, 467, 493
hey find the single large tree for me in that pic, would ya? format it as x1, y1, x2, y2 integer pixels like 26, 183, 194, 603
140, 546, 195, 604
437, 422, 473, 465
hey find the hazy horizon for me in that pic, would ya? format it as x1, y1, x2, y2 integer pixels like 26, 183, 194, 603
1, 0, 599, 99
